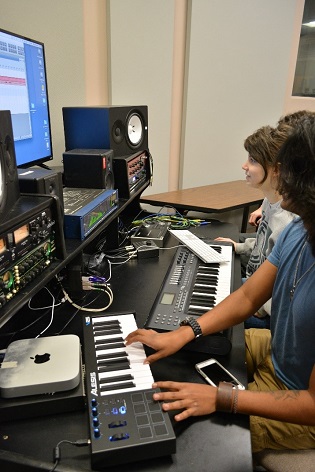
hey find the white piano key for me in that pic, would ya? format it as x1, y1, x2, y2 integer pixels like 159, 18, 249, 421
87, 313, 154, 397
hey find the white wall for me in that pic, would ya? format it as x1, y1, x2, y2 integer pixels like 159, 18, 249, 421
1, 0, 303, 198
109, 0, 297, 193
181, 0, 297, 188
109, 0, 175, 196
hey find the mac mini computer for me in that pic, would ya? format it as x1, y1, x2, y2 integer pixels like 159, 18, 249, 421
0, 335, 81, 398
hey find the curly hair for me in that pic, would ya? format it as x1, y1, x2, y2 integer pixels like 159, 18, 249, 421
277, 110, 315, 127
277, 116, 315, 253
244, 124, 294, 184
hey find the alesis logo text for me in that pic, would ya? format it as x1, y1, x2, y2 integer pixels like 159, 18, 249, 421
90, 371, 98, 396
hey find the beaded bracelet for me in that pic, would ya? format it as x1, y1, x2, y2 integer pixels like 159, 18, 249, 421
215, 382, 239, 413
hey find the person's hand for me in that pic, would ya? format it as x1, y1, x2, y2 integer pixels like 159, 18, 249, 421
249, 207, 262, 226
152, 381, 217, 421
125, 328, 189, 364
214, 237, 236, 250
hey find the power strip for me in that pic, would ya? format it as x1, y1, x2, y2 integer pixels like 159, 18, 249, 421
132, 240, 159, 259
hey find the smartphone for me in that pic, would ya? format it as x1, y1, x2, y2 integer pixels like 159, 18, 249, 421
195, 358, 245, 389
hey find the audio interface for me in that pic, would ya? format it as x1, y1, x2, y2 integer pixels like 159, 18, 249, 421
63, 188, 119, 239
131, 221, 170, 247
113, 150, 151, 199
132, 240, 159, 258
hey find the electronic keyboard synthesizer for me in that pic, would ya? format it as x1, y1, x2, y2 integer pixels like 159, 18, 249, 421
145, 241, 234, 356
83, 312, 176, 469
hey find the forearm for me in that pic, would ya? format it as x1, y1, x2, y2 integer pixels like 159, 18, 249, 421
196, 261, 276, 336
147, 291, 255, 352
237, 389, 315, 425
235, 238, 255, 256
197, 285, 261, 336
153, 381, 315, 426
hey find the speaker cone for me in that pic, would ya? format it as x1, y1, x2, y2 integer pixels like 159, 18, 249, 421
127, 113, 143, 146
112, 120, 125, 144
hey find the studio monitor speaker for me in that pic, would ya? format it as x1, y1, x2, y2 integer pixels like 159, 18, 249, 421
0, 110, 20, 221
18, 168, 64, 211
63, 149, 114, 190
62, 106, 148, 157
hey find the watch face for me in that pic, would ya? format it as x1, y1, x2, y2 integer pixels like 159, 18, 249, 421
127, 113, 143, 146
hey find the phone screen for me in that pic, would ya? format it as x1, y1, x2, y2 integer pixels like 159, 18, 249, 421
200, 362, 240, 387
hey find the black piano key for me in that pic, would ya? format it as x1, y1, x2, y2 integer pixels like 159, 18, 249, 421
98, 362, 130, 372
193, 285, 217, 294
209, 246, 222, 253
95, 342, 126, 350
195, 275, 218, 284
197, 267, 219, 274
94, 328, 122, 336
200, 262, 220, 268
99, 374, 133, 385
100, 381, 136, 391
189, 302, 216, 309
98, 357, 129, 366
188, 302, 216, 314
188, 307, 212, 315
191, 294, 216, 303
97, 352, 128, 360
93, 320, 121, 327
95, 337, 124, 345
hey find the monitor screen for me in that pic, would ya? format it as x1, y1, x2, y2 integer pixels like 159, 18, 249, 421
0, 28, 53, 168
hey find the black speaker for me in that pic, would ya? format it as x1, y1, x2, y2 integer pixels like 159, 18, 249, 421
62, 106, 148, 157
18, 168, 64, 211
63, 149, 114, 190
0, 110, 20, 221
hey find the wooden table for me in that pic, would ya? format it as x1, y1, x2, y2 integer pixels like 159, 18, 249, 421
140, 180, 263, 232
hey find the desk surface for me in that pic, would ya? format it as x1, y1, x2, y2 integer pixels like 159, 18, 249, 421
0, 221, 252, 472
141, 179, 263, 213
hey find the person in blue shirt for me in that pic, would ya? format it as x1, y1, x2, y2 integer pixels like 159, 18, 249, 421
126, 116, 315, 453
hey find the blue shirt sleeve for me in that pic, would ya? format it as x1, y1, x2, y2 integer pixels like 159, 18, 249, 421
267, 219, 299, 268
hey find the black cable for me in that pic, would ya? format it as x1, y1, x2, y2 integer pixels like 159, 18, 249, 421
49, 438, 91, 472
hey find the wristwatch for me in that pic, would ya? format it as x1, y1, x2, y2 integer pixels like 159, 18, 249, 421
179, 316, 203, 339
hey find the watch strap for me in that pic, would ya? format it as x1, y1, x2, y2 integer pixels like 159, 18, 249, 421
180, 317, 203, 339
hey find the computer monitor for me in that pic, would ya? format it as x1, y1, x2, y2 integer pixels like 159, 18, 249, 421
0, 28, 53, 168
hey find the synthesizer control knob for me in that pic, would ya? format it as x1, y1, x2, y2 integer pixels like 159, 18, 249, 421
93, 428, 101, 439
91, 398, 97, 408
92, 418, 100, 428
91, 407, 98, 417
